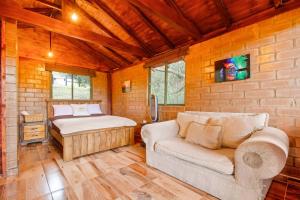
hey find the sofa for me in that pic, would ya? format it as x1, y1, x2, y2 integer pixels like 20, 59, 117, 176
141, 112, 289, 200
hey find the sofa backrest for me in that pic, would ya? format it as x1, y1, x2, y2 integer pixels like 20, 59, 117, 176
184, 111, 270, 127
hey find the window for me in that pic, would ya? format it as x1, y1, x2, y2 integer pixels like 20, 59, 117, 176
149, 60, 185, 105
52, 72, 91, 100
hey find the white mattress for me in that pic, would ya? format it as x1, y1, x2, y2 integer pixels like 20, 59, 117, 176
52, 115, 137, 135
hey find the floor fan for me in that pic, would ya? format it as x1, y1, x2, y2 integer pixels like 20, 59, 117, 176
150, 94, 158, 122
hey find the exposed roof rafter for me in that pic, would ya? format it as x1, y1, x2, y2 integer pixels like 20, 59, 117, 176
36, 0, 62, 11
0, 0, 147, 58
92, 0, 154, 57
212, 0, 232, 28
125, 0, 201, 39
129, 4, 175, 49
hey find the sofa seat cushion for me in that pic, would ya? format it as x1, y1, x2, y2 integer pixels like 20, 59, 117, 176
155, 138, 235, 175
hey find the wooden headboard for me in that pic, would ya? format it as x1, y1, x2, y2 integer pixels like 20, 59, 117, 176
46, 99, 102, 119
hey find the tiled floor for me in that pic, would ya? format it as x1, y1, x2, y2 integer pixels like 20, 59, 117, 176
0, 141, 299, 200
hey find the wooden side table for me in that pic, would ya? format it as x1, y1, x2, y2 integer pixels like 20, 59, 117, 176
20, 121, 48, 145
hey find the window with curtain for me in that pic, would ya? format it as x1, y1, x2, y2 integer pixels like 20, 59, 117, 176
52, 72, 91, 100
149, 60, 185, 105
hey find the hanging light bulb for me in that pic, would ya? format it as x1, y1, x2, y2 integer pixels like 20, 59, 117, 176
48, 32, 54, 58
71, 12, 78, 22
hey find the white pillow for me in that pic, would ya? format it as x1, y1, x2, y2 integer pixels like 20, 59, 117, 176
71, 104, 90, 116
185, 122, 222, 150
53, 105, 73, 117
177, 112, 210, 137
87, 104, 102, 115
209, 114, 267, 148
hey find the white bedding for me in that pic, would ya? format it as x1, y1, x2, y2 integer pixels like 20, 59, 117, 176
53, 115, 137, 135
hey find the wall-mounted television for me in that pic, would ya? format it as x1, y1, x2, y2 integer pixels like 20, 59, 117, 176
215, 54, 250, 82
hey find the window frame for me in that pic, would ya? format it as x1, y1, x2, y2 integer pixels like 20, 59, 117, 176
51, 72, 93, 100
148, 59, 186, 106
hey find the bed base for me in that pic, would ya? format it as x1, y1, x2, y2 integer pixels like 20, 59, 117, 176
50, 126, 135, 161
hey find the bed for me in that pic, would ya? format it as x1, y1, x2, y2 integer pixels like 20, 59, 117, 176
46, 100, 136, 161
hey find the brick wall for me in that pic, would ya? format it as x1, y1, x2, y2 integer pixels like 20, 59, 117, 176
18, 58, 109, 118
5, 20, 18, 176
112, 8, 300, 169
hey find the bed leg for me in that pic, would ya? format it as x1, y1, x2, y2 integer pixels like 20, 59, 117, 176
63, 136, 73, 161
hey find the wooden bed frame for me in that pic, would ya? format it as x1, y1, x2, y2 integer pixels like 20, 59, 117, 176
46, 99, 135, 161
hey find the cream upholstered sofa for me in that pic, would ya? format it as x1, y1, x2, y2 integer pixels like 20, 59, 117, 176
141, 112, 289, 200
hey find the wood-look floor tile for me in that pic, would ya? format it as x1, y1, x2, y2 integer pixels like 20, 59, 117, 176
46, 170, 69, 193
61, 165, 87, 186
129, 182, 178, 200
119, 166, 150, 187
72, 180, 105, 200
24, 173, 51, 200
33, 193, 53, 200
266, 181, 287, 200
76, 162, 102, 179
51, 187, 78, 200
42, 158, 60, 175
91, 176, 125, 199
153, 176, 204, 199
286, 180, 300, 200
128, 163, 158, 180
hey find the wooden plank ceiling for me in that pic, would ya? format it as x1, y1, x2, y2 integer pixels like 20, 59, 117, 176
2, 0, 300, 72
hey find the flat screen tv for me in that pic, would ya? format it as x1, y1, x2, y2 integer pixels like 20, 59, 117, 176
215, 54, 250, 82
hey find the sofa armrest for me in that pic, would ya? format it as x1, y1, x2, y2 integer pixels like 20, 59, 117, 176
141, 120, 179, 151
235, 127, 289, 186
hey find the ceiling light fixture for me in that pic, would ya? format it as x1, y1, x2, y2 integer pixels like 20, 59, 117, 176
48, 32, 54, 58
71, 12, 78, 22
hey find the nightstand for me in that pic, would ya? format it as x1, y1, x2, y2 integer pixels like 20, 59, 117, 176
20, 121, 48, 145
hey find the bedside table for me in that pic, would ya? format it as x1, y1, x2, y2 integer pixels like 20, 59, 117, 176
20, 121, 48, 145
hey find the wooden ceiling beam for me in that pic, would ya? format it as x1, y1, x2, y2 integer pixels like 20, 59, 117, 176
0, 0, 147, 58
212, 0, 232, 28
36, 0, 62, 11
125, 0, 201, 39
64, 36, 119, 71
92, 0, 154, 57
164, 0, 201, 36
69, 1, 133, 65
130, 4, 175, 49
105, 47, 132, 65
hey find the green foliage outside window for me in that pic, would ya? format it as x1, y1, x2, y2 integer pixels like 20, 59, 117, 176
149, 60, 185, 105
52, 72, 91, 100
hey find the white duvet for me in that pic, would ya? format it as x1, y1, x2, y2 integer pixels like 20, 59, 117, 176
53, 115, 137, 135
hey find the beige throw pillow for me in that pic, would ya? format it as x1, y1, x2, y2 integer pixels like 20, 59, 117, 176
209, 114, 267, 148
185, 122, 222, 149
177, 112, 210, 137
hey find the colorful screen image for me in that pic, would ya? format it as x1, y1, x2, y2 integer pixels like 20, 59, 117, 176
215, 54, 250, 82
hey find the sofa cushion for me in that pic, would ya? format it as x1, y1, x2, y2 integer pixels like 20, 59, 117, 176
155, 138, 235, 175
185, 122, 222, 149
177, 112, 210, 138
209, 114, 267, 148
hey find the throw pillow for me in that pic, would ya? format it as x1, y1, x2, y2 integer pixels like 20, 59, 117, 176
177, 112, 210, 137
185, 122, 222, 149
71, 104, 90, 116
209, 114, 267, 148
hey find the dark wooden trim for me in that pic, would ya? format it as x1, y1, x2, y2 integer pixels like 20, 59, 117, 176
24, 7, 56, 14
0, 18, 6, 176
45, 64, 97, 77
272, 0, 284, 8
130, 4, 175, 49
107, 72, 112, 115
93, 0, 154, 57
127, 0, 201, 39
36, 0, 62, 11
0, 0, 147, 58
212, 0, 232, 28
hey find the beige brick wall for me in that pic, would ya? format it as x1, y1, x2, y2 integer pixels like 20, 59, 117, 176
112, 8, 300, 168
18, 58, 109, 119
5, 20, 18, 176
